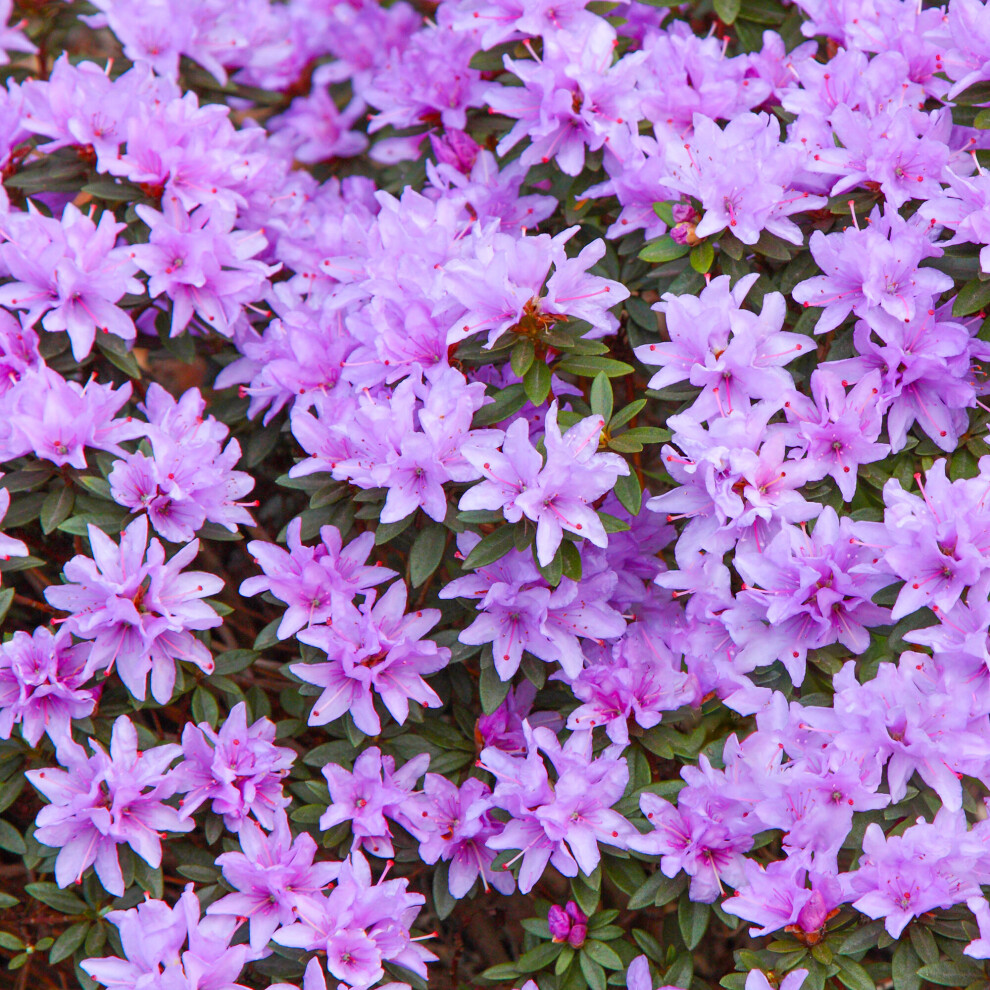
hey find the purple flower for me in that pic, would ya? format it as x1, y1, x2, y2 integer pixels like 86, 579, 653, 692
792, 206, 952, 333
240, 517, 395, 640
635, 273, 807, 421
27, 715, 191, 895
445, 227, 628, 348
844, 811, 979, 937
131, 195, 275, 337
548, 901, 587, 948
441, 533, 626, 680
722, 856, 843, 937
273, 850, 435, 990
0, 202, 143, 359
1, 366, 142, 469
482, 725, 636, 894
294, 581, 450, 734
781, 370, 889, 501
0, 486, 27, 567
509, 402, 628, 566
207, 809, 340, 950
0, 625, 98, 747
174, 701, 295, 830
965, 896, 990, 959
109, 384, 256, 543
662, 113, 824, 245
44, 516, 223, 704
82, 884, 267, 990
412, 774, 515, 897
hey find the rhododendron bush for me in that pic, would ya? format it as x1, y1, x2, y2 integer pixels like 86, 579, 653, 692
5, 0, 990, 989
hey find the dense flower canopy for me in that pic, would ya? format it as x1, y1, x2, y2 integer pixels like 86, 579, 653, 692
2, 1, 990, 990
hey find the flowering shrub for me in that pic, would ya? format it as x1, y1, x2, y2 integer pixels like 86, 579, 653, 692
3, 1, 990, 990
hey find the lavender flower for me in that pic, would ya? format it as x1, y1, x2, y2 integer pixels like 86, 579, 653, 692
27, 715, 191, 895
44, 516, 223, 704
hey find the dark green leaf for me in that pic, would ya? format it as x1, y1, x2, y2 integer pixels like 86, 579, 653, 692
432, 862, 456, 921
589, 372, 613, 422
639, 236, 691, 263
524, 358, 552, 405
462, 525, 517, 570
375, 513, 414, 545
917, 961, 984, 987
556, 350, 628, 382
599, 511, 631, 533
909, 925, 939, 966
479, 662, 511, 713
579, 953, 607, 990
690, 241, 715, 273
560, 540, 583, 581
24, 883, 87, 915
49, 922, 90, 965
474, 383, 528, 427
409, 523, 447, 587
212, 650, 258, 675
511, 338, 536, 378
41, 485, 75, 535
714, 0, 741, 22
582, 940, 623, 970
891, 940, 922, 990
614, 469, 642, 515
835, 956, 875, 990
0, 819, 24, 855
516, 942, 563, 973
678, 897, 709, 950
480, 962, 522, 982
953, 276, 990, 318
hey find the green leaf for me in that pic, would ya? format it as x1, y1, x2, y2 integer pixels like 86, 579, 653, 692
589, 372, 613, 422
0, 819, 24, 855
24, 883, 87, 915
516, 942, 563, 974
0, 930, 23, 950
582, 940, 623, 970
917, 961, 985, 987
524, 358, 552, 405
535, 543, 564, 587
653, 201, 676, 225
480, 962, 521, 982
0, 586, 14, 627
690, 241, 715, 273
621, 427, 670, 444
664, 951, 694, 989
579, 953, 607, 990
639, 236, 691, 263
599, 511, 631, 533
0, 893, 18, 910
714, 0, 741, 21
96, 335, 142, 378
557, 355, 635, 379
838, 919, 886, 954
74, 475, 113, 499
409, 523, 447, 587
560, 540, 583, 581
909, 924, 939, 966
678, 897, 709, 950
953, 276, 990, 317
432, 861, 456, 921
375, 513, 414, 545
474, 383, 528, 427
49, 921, 90, 965
835, 956, 875, 990
614, 469, 642, 515
555, 945, 575, 976
891, 941, 922, 990
610, 399, 646, 431
462, 525, 517, 570
975, 108, 990, 129
479, 661, 511, 713
212, 650, 257, 675
511, 338, 536, 378
41, 484, 75, 535
191, 686, 219, 727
